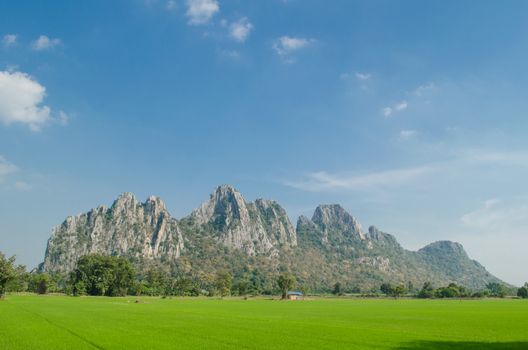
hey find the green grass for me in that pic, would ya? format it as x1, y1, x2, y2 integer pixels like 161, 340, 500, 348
1, 296, 527, 349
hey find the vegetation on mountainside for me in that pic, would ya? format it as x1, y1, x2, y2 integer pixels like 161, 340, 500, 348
2, 252, 522, 300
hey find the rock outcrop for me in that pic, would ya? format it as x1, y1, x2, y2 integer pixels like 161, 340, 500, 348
188, 185, 296, 257
41, 193, 183, 273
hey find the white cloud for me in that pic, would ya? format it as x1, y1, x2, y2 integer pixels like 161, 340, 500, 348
186, 0, 219, 25
285, 166, 434, 192
382, 101, 407, 117
340, 72, 371, 81
166, 0, 177, 10
31, 35, 61, 51
355, 72, 371, 81
286, 148, 528, 194
0, 156, 17, 179
2, 34, 17, 47
0, 70, 52, 131
394, 100, 408, 111
273, 36, 313, 55
229, 17, 253, 42
273, 36, 315, 62
220, 49, 240, 59
413, 82, 436, 97
399, 129, 417, 140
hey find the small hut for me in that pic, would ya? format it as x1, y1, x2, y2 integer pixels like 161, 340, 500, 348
286, 291, 304, 300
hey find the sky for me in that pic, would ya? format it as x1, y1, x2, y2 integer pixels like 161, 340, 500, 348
1, 0, 528, 285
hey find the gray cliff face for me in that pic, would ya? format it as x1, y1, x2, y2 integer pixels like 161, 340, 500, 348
189, 185, 297, 256
42, 193, 183, 273
311, 204, 366, 244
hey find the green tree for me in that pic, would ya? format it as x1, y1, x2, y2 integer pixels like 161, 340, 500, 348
7, 264, 29, 292
332, 282, 343, 296
380, 283, 392, 296
390, 285, 406, 297
29, 273, 51, 294
215, 271, 233, 297
517, 285, 528, 299
233, 277, 250, 297
70, 254, 136, 296
0, 253, 16, 299
108, 258, 135, 296
486, 282, 508, 298
277, 272, 296, 299
417, 282, 435, 299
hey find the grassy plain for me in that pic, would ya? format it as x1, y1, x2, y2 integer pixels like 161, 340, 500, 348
1, 295, 527, 349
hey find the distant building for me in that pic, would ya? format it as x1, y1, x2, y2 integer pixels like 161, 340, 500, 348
286, 291, 304, 300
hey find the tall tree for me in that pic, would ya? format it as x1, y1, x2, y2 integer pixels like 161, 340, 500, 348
517, 285, 528, 299
332, 282, 342, 296
0, 253, 16, 299
29, 273, 51, 294
215, 271, 233, 297
277, 272, 296, 299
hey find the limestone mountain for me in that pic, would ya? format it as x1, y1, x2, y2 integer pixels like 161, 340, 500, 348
41, 185, 504, 291
187, 185, 296, 257
41, 193, 183, 274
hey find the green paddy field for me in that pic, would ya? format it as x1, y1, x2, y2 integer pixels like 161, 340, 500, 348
1, 295, 527, 349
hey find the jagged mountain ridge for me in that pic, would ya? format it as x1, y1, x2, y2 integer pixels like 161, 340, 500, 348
41, 185, 503, 290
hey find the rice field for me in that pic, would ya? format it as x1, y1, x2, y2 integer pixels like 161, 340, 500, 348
1, 295, 527, 349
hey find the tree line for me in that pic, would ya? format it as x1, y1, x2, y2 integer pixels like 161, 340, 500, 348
373, 281, 520, 299
0, 252, 299, 298
1, 252, 526, 299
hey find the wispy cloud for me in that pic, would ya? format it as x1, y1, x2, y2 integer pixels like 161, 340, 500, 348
273, 36, 316, 63
285, 148, 528, 193
228, 17, 253, 42
285, 166, 434, 192
14, 181, 31, 191
457, 149, 528, 167
340, 72, 371, 81
382, 107, 393, 117
413, 82, 436, 97
399, 129, 417, 141
394, 100, 408, 111
219, 49, 240, 59
31, 35, 61, 51
2, 34, 17, 47
166, 0, 177, 11
355, 72, 371, 81
382, 100, 407, 117
461, 198, 528, 231
0, 155, 17, 180
185, 0, 219, 25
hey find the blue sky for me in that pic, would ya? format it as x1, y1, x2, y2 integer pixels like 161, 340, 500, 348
1, 0, 528, 285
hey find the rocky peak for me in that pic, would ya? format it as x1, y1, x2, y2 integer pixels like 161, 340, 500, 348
366, 226, 400, 249
189, 185, 296, 256
312, 204, 365, 241
253, 199, 297, 247
144, 196, 168, 220
419, 240, 467, 257
190, 185, 249, 227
